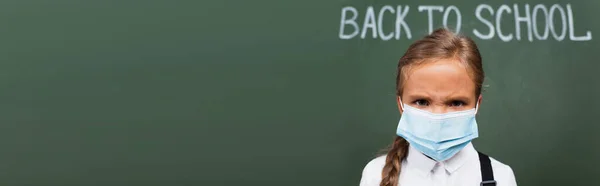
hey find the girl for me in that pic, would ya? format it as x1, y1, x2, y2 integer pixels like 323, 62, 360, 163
359, 28, 517, 186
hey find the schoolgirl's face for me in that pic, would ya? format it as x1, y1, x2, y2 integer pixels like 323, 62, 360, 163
398, 59, 482, 114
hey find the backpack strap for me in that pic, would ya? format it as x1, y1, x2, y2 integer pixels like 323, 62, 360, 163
478, 151, 497, 186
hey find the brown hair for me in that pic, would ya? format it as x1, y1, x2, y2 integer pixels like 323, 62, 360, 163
380, 28, 484, 186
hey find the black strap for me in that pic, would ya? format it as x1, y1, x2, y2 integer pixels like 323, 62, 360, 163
478, 151, 497, 186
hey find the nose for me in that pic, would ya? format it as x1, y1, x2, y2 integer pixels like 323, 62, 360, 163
429, 105, 448, 114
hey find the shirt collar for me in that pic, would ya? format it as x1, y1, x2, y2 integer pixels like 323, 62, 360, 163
405, 142, 476, 176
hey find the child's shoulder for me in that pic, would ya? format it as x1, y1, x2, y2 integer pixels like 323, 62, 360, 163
359, 155, 387, 186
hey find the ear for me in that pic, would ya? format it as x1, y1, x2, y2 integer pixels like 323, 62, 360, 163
397, 96, 404, 114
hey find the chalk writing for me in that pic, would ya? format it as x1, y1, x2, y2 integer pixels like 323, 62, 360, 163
338, 3, 592, 42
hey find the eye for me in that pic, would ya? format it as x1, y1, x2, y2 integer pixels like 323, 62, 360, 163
449, 100, 466, 107
413, 99, 429, 106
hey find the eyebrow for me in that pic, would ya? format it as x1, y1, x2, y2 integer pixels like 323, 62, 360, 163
444, 96, 473, 104
403, 93, 431, 100
404, 94, 472, 102
446, 96, 472, 101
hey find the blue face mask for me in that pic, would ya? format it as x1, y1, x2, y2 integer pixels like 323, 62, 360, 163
396, 102, 479, 162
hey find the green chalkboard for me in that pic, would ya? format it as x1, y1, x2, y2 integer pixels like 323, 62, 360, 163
0, 0, 598, 186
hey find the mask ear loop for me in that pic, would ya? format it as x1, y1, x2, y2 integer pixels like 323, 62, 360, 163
399, 99, 405, 111
474, 102, 479, 115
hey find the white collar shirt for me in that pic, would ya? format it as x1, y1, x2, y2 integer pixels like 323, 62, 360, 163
359, 143, 517, 186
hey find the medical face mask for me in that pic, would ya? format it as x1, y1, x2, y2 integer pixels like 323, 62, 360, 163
396, 102, 479, 162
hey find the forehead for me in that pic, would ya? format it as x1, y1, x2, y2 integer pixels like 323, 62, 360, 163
402, 59, 476, 99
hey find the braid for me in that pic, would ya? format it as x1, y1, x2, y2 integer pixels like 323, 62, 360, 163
380, 136, 409, 186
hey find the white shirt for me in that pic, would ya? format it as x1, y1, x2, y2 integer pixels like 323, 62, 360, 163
359, 143, 517, 186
